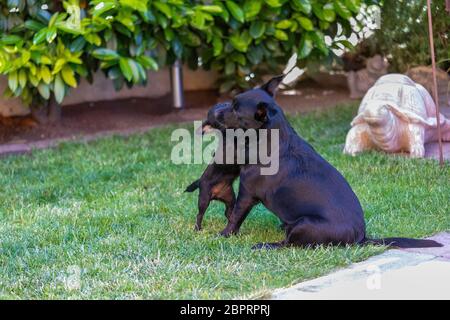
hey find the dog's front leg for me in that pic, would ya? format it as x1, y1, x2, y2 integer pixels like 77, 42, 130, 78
219, 186, 256, 237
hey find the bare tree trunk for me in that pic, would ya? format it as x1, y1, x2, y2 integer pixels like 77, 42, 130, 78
48, 96, 61, 124
30, 102, 49, 125
30, 96, 61, 125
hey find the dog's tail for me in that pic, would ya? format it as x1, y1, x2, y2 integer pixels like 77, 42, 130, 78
184, 179, 200, 193
361, 237, 442, 248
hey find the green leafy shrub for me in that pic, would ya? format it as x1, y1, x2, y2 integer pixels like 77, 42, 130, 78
1, 0, 373, 121
368, 0, 449, 73
0, 0, 87, 121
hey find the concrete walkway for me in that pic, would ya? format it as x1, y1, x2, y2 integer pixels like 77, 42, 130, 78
271, 232, 450, 300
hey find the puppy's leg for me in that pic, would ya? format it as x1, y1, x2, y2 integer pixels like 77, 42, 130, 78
195, 189, 211, 231
220, 186, 256, 237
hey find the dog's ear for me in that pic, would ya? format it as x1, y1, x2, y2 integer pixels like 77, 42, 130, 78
202, 124, 214, 134
260, 74, 284, 97
255, 102, 269, 122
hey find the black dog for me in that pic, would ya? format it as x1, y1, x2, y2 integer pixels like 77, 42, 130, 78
185, 103, 240, 231
210, 75, 442, 249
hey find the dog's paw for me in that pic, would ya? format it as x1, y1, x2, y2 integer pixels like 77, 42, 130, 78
219, 227, 236, 237
194, 224, 202, 232
219, 230, 231, 237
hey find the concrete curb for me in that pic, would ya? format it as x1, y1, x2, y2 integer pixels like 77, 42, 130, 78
270, 232, 450, 300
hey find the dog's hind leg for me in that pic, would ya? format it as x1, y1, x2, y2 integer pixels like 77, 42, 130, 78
215, 188, 236, 220
285, 219, 362, 247
195, 190, 211, 231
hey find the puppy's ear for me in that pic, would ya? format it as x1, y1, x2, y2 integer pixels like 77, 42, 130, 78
260, 74, 284, 97
196, 121, 213, 135
255, 102, 269, 122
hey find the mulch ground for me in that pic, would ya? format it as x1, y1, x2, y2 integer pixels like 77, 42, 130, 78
0, 82, 353, 147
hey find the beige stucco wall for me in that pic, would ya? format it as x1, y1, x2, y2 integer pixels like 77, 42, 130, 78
0, 66, 218, 117
0, 79, 29, 116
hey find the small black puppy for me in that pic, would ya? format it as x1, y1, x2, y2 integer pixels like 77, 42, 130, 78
211, 75, 442, 249
185, 103, 240, 231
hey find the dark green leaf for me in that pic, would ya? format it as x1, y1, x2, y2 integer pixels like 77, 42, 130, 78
54, 74, 65, 104
18, 69, 27, 88
323, 4, 336, 22
8, 71, 18, 92
276, 20, 292, 29
292, 0, 312, 15
119, 57, 133, 81
312, 3, 324, 20
334, 1, 352, 19
344, 0, 361, 13
0, 35, 22, 45
69, 37, 86, 53
182, 31, 201, 47
274, 30, 288, 41
91, 2, 116, 17
230, 32, 250, 52
24, 20, 45, 32
154, 2, 172, 18
297, 17, 314, 31
311, 31, 328, 55
249, 21, 266, 39
37, 82, 50, 100
61, 66, 77, 88
336, 39, 354, 49
297, 35, 313, 59
246, 46, 263, 64
231, 52, 246, 66
33, 27, 48, 45
136, 56, 159, 71
198, 5, 223, 14
266, 0, 283, 8
191, 10, 206, 30
226, 1, 245, 23
36, 10, 52, 24
127, 59, 141, 84
46, 27, 57, 43
48, 12, 59, 28
92, 48, 121, 61
212, 36, 223, 56
75, 64, 88, 77
243, 0, 262, 19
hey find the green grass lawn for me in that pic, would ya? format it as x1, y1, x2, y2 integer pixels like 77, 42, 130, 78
0, 104, 448, 299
